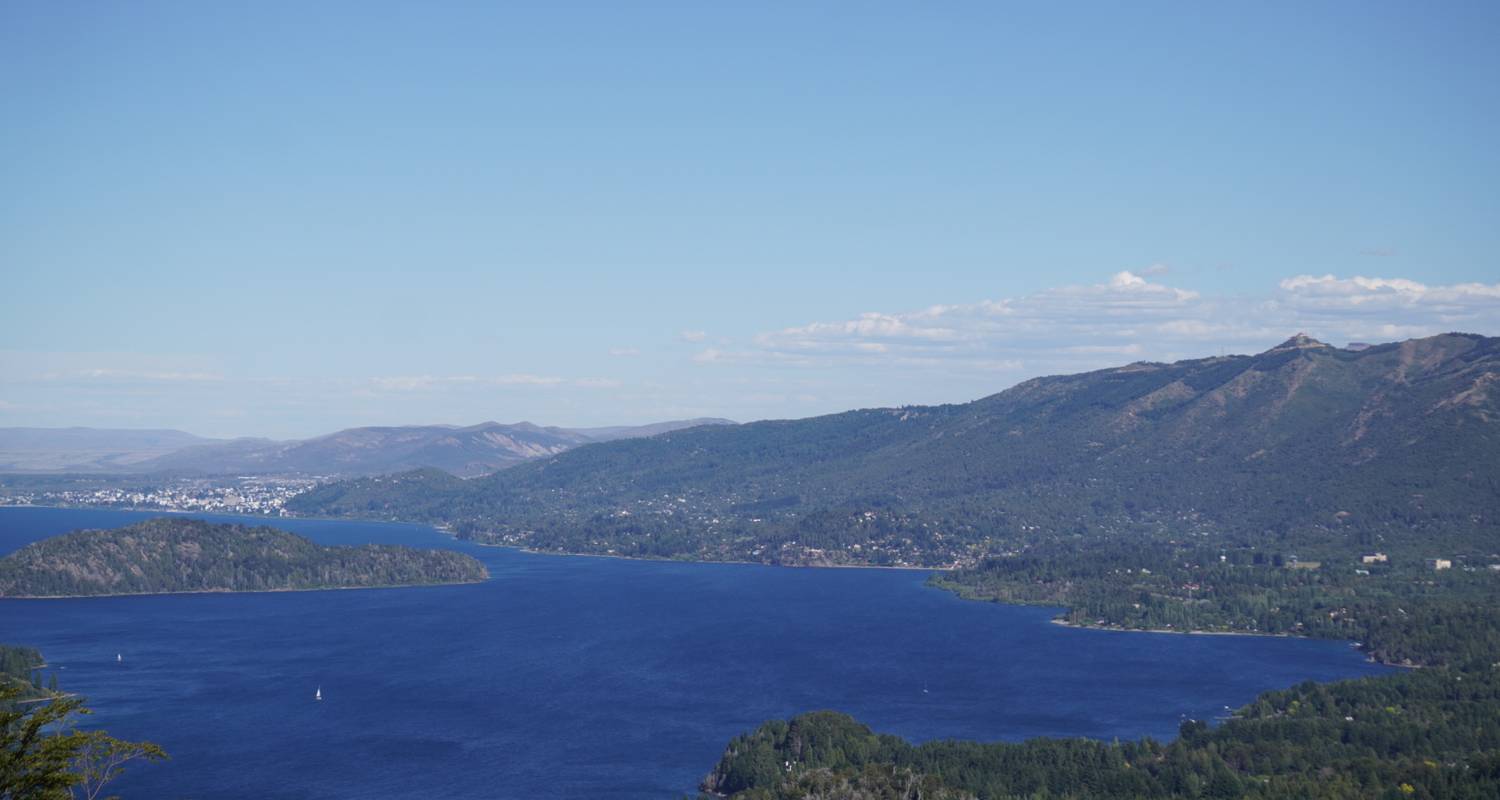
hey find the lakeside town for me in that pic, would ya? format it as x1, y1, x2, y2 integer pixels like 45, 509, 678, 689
0, 476, 319, 516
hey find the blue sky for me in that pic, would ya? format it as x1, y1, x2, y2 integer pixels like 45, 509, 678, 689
3, 1, 1498, 438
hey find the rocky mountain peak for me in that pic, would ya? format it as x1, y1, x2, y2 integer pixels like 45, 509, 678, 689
1264, 333, 1331, 354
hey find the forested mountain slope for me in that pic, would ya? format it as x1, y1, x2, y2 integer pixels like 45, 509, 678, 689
289, 334, 1499, 566
0, 517, 488, 597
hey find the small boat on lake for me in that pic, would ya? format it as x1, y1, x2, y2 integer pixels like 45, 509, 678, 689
315, 686, 322, 701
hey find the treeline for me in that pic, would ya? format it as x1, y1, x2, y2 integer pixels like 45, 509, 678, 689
702, 527, 1500, 798
0, 645, 48, 702
280, 336, 1500, 797
0, 647, 41, 684
705, 663, 1500, 799
2, 648, 166, 796
289, 335, 1500, 571
932, 538, 1500, 668
0, 517, 488, 597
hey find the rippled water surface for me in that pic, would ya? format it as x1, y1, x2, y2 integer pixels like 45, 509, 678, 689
0, 507, 1389, 799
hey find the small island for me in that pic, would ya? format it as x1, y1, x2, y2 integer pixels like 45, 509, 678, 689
0, 517, 489, 598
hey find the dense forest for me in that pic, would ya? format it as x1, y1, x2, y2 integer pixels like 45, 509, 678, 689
932, 535, 1500, 669
699, 574, 1500, 800
0, 645, 48, 702
0, 517, 488, 597
703, 662, 1500, 799
693, 517, 1500, 797
290, 334, 1499, 571
285, 335, 1500, 798
287, 334, 1500, 669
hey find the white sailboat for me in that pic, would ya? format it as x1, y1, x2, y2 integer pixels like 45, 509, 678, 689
116, 653, 122, 663
315, 686, 322, 702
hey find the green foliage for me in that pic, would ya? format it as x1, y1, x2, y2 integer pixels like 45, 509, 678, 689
0, 517, 488, 597
707, 665, 1500, 799
0, 649, 42, 686
720, 763, 973, 800
0, 648, 47, 703
68, 731, 168, 800
283, 334, 1500, 799
0, 683, 166, 800
289, 334, 1500, 570
933, 537, 1500, 668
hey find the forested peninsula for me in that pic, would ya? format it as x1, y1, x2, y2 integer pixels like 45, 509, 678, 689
290, 334, 1499, 571
279, 334, 1500, 797
702, 666, 1500, 800
0, 517, 488, 597
290, 334, 1500, 666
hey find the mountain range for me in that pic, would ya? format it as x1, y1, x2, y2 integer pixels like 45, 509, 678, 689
0, 428, 218, 472
289, 333, 1500, 565
0, 418, 735, 477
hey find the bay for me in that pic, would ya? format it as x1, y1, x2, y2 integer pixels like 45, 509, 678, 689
0, 507, 1390, 799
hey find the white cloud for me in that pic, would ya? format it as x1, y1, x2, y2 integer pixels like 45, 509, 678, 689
490, 374, 565, 386
368, 373, 568, 392
733, 270, 1500, 379
0, 351, 229, 385
764, 312, 964, 350
1278, 274, 1500, 307
7, 272, 1496, 436
753, 270, 1199, 363
369, 375, 478, 392
40, 368, 224, 382
1063, 344, 1144, 356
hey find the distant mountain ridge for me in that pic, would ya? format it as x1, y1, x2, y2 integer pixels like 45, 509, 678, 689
289, 333, 1500, 566
0, 418, 736, 477
0, 427, 221, 472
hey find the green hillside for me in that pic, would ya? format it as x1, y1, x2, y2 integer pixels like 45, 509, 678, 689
0, 517, 488, 597
702, 665, 1500, 800
290, 333, 1500, 567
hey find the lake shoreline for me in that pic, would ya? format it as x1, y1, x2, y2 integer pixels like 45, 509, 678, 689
497, 541, 953, 573
1045, 618, 1417, 669
3, 505, 955, 572
0, 578, 486, 601
0, 506, 1400, 798
13, 691, 79, 705
0, 506, 1409, 669
1047, 617, 1294, 638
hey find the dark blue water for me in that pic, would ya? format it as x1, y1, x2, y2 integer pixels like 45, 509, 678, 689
0, 507, 1389, 798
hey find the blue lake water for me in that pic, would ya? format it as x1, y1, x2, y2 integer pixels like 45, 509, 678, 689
0, 507, 1390, 798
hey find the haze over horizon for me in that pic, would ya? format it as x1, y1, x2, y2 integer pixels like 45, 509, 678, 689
5, 2, 1498, 438
0, 330, 1488, 443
